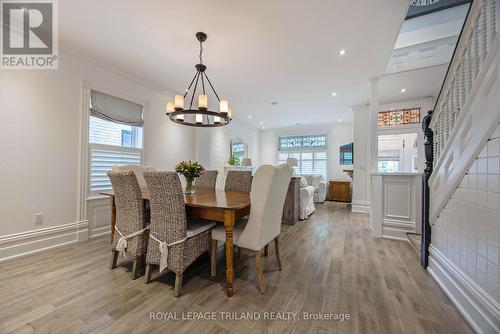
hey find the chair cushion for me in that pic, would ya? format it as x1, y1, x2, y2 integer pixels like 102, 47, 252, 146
186, 219, 216, 238
211, 219, 248, 245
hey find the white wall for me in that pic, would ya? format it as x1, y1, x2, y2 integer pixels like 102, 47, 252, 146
429, 124, 500, 333
196, 119, 260, 190
0, 50, 197, 245
258, 122, 353, 181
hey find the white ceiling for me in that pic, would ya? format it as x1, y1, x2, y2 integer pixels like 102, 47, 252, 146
380, 64, 448, 103
58, 0, 422, 129
386, 4, 469, 74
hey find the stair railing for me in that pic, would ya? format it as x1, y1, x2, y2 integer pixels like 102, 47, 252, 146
428, 0, 500, 224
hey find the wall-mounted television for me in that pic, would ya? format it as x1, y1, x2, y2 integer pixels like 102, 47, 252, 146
340, 143, 353, 165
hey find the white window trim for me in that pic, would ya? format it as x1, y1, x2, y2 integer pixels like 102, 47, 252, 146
78, 80, 149, 224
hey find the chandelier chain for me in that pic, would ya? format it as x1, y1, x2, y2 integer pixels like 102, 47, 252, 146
199, 41, 203, 64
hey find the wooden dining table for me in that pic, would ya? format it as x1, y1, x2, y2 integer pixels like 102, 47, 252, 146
100, 189, 250, 297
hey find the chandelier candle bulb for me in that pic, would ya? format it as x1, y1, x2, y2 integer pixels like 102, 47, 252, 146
174, 95, 184, 110
196, 114, 203, 124
198, 94, 208, 110
166, 100, 174, 113
220, 100, 228, 115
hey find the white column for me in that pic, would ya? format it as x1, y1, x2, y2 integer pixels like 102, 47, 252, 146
368, 78, 380, 173
351, 104, 371, 213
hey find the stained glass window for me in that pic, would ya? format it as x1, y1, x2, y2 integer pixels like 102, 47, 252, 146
378, 108, 421, 127
278, 135, 327, 150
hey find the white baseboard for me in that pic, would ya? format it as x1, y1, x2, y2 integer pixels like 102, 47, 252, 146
0, 221, 89, 262
352, 200, 370, 214
428, 245, 500, 334
382, 219, 416, 240
89, 226, 110, 239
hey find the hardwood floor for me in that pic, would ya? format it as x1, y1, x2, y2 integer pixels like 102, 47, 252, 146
0, 203, 473, 334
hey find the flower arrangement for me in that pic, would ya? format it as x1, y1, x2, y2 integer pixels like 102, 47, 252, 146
175, 160, 205, 194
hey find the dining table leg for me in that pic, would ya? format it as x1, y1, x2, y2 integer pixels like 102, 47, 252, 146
110, 196, 116, 244
224, 209, 235, 297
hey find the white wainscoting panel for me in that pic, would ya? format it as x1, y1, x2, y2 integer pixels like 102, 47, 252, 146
0, 221, 89, 262
370, 173, 422, 240
87, 197, 111, 238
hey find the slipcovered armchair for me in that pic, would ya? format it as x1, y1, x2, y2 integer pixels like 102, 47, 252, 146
302, 174, 327, 203
299, 178, 315, 220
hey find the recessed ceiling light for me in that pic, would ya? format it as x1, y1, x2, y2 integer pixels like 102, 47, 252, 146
248, 115, 252, 119
332, 92, 337, 97
262, 126, 265, 129
339, 49, 347, 56
338, 119, 342, 122
401, 88, 406, 93
259, 121, 263, 125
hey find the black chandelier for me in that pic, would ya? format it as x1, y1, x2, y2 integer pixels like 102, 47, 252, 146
166, 32, 231, 127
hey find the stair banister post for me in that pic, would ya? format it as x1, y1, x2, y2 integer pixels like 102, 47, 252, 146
421, 110, 434, 268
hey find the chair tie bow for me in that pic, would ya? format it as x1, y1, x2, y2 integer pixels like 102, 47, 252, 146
115, 225, 150, 258
149, 233, 188, 273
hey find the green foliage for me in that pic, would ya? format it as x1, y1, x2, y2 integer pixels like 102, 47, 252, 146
227, 154, 240, 166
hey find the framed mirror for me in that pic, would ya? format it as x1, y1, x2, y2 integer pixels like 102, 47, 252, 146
229, 138, 248, 166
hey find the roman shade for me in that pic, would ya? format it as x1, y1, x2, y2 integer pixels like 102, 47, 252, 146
90, 90, 144, 126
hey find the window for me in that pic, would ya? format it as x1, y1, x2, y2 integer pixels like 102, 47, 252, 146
279, 135, 327, 150
378, 108, 421, 127
378, 133, 418, 173
88, 90, 144, 193
278, 135, 327, 178
340, 143, 353, 165
278, 151, 327, 178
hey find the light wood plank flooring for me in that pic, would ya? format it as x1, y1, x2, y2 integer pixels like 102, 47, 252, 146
0, 203, 473, 334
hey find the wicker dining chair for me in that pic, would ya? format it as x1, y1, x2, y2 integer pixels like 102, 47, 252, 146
143, 171, 215, 297
225, 170, 252, 192
194, 170, 218, 190
108, 171, 150, 280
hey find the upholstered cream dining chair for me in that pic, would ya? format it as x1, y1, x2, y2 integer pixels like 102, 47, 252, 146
108, 171, 150, 280
210, 164, 292, 293
143, 171, 215, 297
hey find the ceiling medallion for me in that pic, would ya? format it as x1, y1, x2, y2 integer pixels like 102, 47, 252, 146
166, 32, 232, 127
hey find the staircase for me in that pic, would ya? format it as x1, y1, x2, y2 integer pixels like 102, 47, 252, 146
429, 0, 500, 224
423, 1, 500, 333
